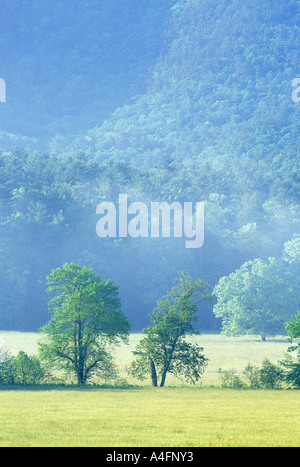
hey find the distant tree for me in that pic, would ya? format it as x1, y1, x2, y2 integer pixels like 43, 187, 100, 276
38, 263, 130, 385
243, 363, 261, 389
129, 272, 211, 387
213, 257, 299, 341
14, 351, 44, 385
0, 340, 6, 363
219, 360, 287, 389
286, 311, 300, 349
217, 368, 245, 389
283, 237, 300, 265
259, 359, 284, 389
0, 341, 15, 385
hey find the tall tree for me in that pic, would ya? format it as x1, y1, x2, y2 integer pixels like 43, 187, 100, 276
38, 263, 130, 385
213, 255, 299, 341
129, 272, 211, 387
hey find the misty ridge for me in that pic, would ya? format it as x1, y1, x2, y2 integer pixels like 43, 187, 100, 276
0, 0, 299, 335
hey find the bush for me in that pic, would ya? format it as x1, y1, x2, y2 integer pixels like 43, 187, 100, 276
14, 351, 45, 385
218, 359, 287, 390
259, 359, 284, 389
280, 354, 300, 389
0, 347, 45, 386
217, 368, 245, 389
243, 363, 261, 389
0, 343, 15, 385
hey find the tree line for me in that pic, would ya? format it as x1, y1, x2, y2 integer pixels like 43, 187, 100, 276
0, 264, 299, 388
0, 148, 298, 333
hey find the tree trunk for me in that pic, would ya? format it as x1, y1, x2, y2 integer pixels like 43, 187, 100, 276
150, 359, 158, 387
76, 319, 86, 385
160, 368, 168, 387
77, 351, 85, 385
77, 367, 85, 385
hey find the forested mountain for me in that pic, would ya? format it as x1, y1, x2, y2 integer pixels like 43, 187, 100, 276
86, 0, 300, 167
0, 0, 299, 331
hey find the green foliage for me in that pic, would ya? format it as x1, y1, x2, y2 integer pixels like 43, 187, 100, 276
0, 342, 44, 385
243, 363, 261, 389
86, 0, 300, 178
219, 359, 286, 390
129, 272, 211, 387
280, 353, 300, 389
288, 314, 300, 338
13, 351, 45, 385
217, 368, 245, 389
286, 310, 300, 353
213, 248, 300, 339
0, 343, 15, 385
38, 263, 130, 385
259, 359, 284, 390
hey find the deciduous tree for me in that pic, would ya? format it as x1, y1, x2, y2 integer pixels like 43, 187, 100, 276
213, 255, 299, 341
38, 263, 130, 385
129, 272, 211, 387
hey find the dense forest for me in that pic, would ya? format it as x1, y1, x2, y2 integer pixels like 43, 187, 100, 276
0, 0, 299, 332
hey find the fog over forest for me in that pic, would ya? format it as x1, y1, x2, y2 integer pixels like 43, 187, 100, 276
0, 0, 299, 333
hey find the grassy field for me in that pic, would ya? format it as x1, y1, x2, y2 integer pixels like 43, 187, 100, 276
0, 387, 299, 447
0, 331, 299, 447
0, 331, 292, 386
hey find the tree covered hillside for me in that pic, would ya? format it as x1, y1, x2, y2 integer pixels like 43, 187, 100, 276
87, 0, 300, 167
84, 0, 300, 269
83, 0, 299, 270
0, 0, 299, 332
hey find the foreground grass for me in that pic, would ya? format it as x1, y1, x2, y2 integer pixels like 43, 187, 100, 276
0, 387, 299, 447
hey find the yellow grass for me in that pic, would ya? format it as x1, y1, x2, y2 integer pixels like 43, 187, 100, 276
0, 387, 299, 447
0, 332, 298, 447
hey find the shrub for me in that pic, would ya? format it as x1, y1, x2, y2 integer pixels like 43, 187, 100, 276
0, 344, 15, 385
280, 354, 300, 389
243, 363, 261, 389
14, 351, 45, 385
259, 359, 284, 389
218, 360, 288, 390
217, 368, 245, 389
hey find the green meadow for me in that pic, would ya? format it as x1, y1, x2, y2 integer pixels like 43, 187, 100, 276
0, 388, 299, 447
0, 331, 292, 386
0, 332, 299, 447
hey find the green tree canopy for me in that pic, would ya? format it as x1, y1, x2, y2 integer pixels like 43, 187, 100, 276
38, 263, 130, 385
129, 272, 211, 387
213, 252, 300, 340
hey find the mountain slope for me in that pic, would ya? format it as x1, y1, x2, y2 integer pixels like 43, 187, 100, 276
86, 0, 300, 169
